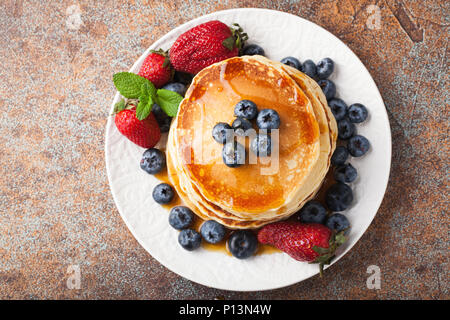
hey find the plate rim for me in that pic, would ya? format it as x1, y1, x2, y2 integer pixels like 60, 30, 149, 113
105, 7, 392, 291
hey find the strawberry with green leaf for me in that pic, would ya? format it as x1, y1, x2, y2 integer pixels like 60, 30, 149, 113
258, 222, 347, 276
112, 72, 184, 148
169, 21, 248, 74
138, 49, 173, 88
114, 101, 161, 149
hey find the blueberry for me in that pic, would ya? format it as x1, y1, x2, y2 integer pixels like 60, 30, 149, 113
152, 183, 175, 204
162, 82, 187, 97
212, 122, 233, 144
302, 60, 317, 79
169, 206, 194, 230
232, 117, 253, 136
331, 146, 349, 166
222, 141, 245, 167
242, 44, 265, 56
200, 220, 226, 244
325, 213, 350, 234
178, 229, 202, 251
228, 230, 258, 259
281, 56, 302, 70
338, 118, 356, 140
334, 163, 357, 183
316, 57, 334, 79
140, 148, 166, 174
234, 100, 258, 120
317, 79, 336, 100
347, 135, 370, 157
328, 98, 348, 121
325, 183, 353, 212
256, 109, 280, 130
250, 133, 272, 157
173, 71, 193, 85
298, 200, 327, 224
348, 103, 368, 123
152, 103, 172, 133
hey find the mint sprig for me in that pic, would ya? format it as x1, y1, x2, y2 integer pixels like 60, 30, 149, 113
136, 82, 156, 120
155, 89, 183, 117
113, 72, 150, 99
112, 72, 183, 120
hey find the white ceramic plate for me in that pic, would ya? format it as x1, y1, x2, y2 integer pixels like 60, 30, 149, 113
105, 8, 391, 291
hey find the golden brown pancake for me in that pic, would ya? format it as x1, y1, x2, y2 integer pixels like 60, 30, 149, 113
166, 56, 337, 228
173, 56, 321, 217
166, 56, 338, 228
167, 132, 283, 228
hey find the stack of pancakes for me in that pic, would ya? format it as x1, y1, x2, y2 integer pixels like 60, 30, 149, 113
167, 56, 337, 229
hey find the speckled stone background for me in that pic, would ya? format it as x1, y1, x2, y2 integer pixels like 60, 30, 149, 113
0, 0, 448, 299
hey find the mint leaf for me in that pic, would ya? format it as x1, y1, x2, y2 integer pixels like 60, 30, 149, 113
113, 72, 152, 99
155, 89, 183, 117
136, 95, 153, 121
142, 80, 157, 101
135, 83, 155, 120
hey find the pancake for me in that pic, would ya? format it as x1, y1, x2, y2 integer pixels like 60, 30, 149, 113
167, 126, 283, 228
174, 56, 321, 217
166, 56, 337, 229
167, 88, 335, 228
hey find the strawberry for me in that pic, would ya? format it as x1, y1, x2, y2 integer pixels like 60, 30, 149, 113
258, 222, 347, 275
114, 106, 161, 148
169, 21, 248, 74
138, 49, 173, 88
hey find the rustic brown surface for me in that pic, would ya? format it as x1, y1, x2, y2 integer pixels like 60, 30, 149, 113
0, 0, 448, 299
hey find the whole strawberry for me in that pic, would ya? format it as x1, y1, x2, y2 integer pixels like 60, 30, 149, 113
170, 20, 248, 74
258, 222, 347, 275
138, 49, 173, 88
114, 106, 161, 148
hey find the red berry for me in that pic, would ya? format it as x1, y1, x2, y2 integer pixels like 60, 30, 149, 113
258, 221, 347, 275
138, 51, 172, 88
114, 108, 161, 148
258, 222, 331, 262
170, 20, 245, 74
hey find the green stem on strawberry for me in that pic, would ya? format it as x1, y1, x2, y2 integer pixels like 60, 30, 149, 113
231, 23, 248, 51
311, 230, 347, 277
113, 99, 126, 114
223, 23, 248, 52
149, 49, 173, 74
112, 99, 138, 115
